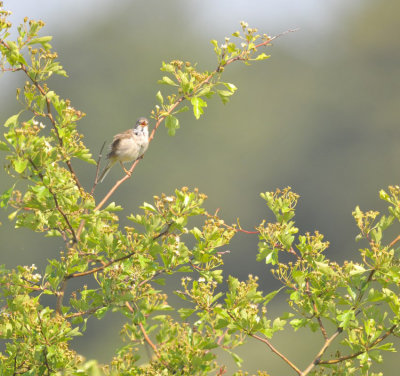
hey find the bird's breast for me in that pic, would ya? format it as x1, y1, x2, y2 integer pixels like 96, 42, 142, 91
113, 137, 140, 161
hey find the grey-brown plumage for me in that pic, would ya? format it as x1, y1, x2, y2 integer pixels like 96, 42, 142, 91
98, 117, 149, 182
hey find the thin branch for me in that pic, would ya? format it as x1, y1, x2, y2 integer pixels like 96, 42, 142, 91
388, 234, 400, 248
319, 324, 397, 365
28, 158, 78, 244
153, 223, 173, 240
304, 279, 328, 340
56, 279, 68, 315
301, 328, 342, 375
316, 316, 328, 340
250, 333, 302, 375
300, 269, 377, 375
237, 228, 259, 235
75, 141, 107, 241
37, 312, 53, 375
92, 141, 107, 193
125, 302, 161, 357
217, 366, 227, 376
65, 305, 104, 318
65, 250, 136, 279
137, 269, 167, 288
225, 308, 301, 375
59, 226, 173, 313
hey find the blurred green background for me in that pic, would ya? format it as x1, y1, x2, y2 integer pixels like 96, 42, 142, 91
1, 0, 400, 374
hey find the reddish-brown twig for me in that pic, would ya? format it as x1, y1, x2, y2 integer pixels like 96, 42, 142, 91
250, 333, 302, 375
125, 302, 161, 358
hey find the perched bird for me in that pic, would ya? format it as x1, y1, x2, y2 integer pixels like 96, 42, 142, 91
98, 117, 149, 182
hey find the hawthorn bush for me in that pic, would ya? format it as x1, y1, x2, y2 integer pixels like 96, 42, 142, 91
1, 3, 399, 375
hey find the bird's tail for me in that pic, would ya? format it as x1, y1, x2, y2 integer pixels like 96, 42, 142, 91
98, 160, 116, 183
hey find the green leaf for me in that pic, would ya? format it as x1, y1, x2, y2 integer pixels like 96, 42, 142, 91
196, 85, 213, 97
223, 82, 238, 93
14, 159, 28, 174
0, 185, 15, 208
4, 113, 20, 128
27, 36, 53, 50
165, 115, 180, 136
178, 308, 195, 319
263, 288, 282, 305
28, 36, 53, 44
172, 105, 189, 115
217, 90, 235, 97
0, 141, 10, 151
217, 89, 234, 104
141, 202, 157, 212
230, 351, 243, 367
191, 97, 207, 119
157, 76, 178, 86
254, 52, 270, 61
337, 310, 355, 330
156, 90, 164, 104
161, 61, 175, 73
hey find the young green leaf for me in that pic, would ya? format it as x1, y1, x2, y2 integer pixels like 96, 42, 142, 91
165, 115, 180, 136
191, 97, 207, 119
158, 76, 178, 86
156, 90, 164, 104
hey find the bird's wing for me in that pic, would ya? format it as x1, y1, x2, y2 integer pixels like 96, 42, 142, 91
108, 129, 133, 158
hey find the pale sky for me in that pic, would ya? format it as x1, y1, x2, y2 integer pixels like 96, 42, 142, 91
1, 0, 365, 104
6, 0, 363, 34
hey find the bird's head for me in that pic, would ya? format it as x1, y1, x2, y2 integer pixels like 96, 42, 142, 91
136, 117, 149, 129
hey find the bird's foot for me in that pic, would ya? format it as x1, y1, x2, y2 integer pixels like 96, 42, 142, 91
123, 167, 132, 177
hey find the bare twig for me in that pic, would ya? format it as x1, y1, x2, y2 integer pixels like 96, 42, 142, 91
65, 305, 104, 318
388, 234, 400, 248
92, 141, 107, 193
55, 279, 68, 315
125, 302, 161, 357
301, 328, 342, 375
75, 141, 107, 240
250, 333, 302, 375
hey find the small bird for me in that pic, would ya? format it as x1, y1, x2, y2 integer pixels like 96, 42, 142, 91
98, 117, 149, 182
